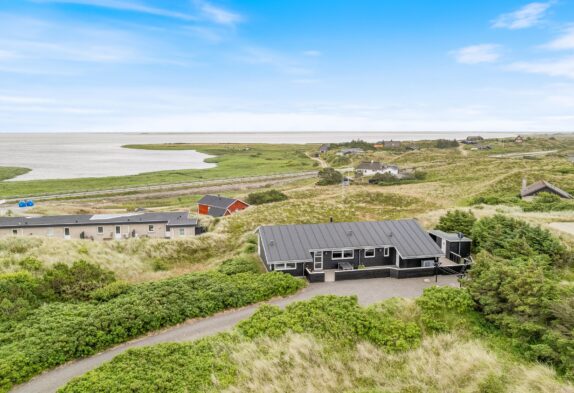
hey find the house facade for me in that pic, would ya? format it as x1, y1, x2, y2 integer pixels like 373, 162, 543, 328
197, 195, 249, 217
356, 161, 399, 177
0, 212, 198, 240
257, 219, 445, 279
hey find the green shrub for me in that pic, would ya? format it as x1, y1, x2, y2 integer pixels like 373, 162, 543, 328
40, 260, 116, 302
89, 281, 131, 302
0, 271, 305, 391
435, 139, 459, 148
0, 272, 42, 321
472, 214, 566, 263
436, 210, 476, 237
522, 192, 574, 212
217, 255, 261, 275
416, 286, 474, 332
316, 167, 343, 186
238, 296, 421, 351
246, 189, 288, 205
60, 335, 238, 393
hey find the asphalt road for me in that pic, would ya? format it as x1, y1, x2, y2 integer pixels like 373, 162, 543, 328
11, 275, 459, 393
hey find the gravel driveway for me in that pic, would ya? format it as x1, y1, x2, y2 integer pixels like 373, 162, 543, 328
11, 275, 459, 393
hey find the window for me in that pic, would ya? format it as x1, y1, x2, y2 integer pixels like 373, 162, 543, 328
364, 248, 375, 258
97, 226, 104, 235
422, 260, 435, 268
12, 229, 18, 236
64, 228, 70, 237
383, 247, 390, 257
148, 225, 155, 232
332, 249, 354, 260
179, 228, 185, 236
274, 263, 297, 271
314, 251, 323, 270
115, 226, 121, 234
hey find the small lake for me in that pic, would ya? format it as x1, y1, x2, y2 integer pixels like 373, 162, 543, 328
0, 131, 521, 181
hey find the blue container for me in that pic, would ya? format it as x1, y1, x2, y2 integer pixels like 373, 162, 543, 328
26, 200, 34, 207
18, 201, 27, 208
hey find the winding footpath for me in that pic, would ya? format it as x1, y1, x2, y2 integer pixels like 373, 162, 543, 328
11, 275, 459, 393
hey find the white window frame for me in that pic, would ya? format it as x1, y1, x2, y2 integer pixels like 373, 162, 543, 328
97, 226, 104, 235
148, 224, 155, 233
314, 251, 323, 270
274, 262, 297, 271
64, 227, 71, 237
383, 247, 390, 257
115, 226, 121, 234
364, 248, 375, 258
179, 228, 185, 236
332, 249, 354, 260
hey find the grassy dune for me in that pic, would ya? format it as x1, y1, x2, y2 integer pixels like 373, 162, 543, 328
0, 144, 317, 198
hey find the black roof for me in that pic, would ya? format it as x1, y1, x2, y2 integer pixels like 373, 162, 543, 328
259, 219, 443, 263
0, 212, 197, 229
521, 180, 572, 199
198, 195, 246, 209
207, 206, 228, 217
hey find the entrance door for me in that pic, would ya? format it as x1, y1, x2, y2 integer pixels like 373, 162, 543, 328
115, 226, 121, 240
64, 227, 70, 240
314, 251, 323, 271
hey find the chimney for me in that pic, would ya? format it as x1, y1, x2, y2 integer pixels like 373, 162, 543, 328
522, 177, 527, 191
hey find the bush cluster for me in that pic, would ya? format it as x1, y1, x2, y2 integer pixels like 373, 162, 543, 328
316, 167, 343, 186
237, 295, 421, 352
435, 210, 476, 237
246, 189, 288, 205
0, 260, 115, 321
0, 271, 305, 391
460, 214, 574, 378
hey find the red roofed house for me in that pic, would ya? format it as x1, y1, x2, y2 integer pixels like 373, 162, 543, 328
197, 195, 249, 217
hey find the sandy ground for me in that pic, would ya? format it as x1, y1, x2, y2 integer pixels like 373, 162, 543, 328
549, 222, 574, 236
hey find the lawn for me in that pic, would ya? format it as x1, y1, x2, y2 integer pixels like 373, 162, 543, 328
0, 144, 318, 199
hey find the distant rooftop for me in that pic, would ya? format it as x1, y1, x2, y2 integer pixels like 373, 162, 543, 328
0, 212, 197, 229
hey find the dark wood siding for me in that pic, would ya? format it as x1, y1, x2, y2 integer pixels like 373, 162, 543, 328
319, 247, 396, 270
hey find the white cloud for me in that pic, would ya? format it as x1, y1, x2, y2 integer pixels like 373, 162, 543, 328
508, 56, 574, 79
32, 0, 197, 21
544, 26, 574, 50
451, 44, 501, 64
492, 2, 552, 29
303, 50, 322, 57
238, 47, 313, 75
196, 1, 242, 26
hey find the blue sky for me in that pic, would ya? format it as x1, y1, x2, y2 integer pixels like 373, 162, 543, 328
1, 0, 574, 132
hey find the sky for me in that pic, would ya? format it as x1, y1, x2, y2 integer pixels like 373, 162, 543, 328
1, 0, 574, 133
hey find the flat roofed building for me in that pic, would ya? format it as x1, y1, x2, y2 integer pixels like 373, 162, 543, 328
257, 219, 443, 278
0, 212, 197, 240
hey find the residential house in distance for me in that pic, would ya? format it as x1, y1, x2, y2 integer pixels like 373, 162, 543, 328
466, 136, 483, 142
521, 178, 573, 201
197, 195, 249, 217
384, 140, 401, 149
515, 135, 524, 144
356, 161, 399, 177
337, 148, 364, 156
0, 212, 197, 240
257, 219, 465, 281
319, 144, 330, 154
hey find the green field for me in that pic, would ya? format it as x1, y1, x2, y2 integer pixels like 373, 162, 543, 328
0, 167, 30, 182
0, 144, 317, 199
